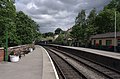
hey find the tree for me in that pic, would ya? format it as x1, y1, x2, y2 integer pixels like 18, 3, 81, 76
0, 0, 41, 47
71, 25, 84, 40
0, 0, 18, 47
55, 28, 63, 34
71, 10, 87, 46
95, 9, 120, 34
116, 12, 120, 31
54, 34, 65, 45
86, 9, 97, 36
70, 0, 120, 47
35, 32, 42, 43
87, 8, 96, 25
75, 10, 86, 26
16, 11, 39, 44
105, 0, 120, 12
42, 32, 54, 38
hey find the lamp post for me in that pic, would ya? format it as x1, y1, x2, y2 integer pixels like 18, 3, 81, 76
1, 1, 8, 61
5, 26, 8, 61
114, 1, 118, 52
5, 0, 11, 61
114, 11, 117, 52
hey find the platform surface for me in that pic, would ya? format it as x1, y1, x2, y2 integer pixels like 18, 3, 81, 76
0, 45, 58, 79
64, 46, 120, 60
50, 44, 120, 60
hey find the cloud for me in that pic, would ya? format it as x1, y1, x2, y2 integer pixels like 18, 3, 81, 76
15, 0, 111, 33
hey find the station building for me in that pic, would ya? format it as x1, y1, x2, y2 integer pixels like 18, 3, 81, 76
90, 32, 120, 51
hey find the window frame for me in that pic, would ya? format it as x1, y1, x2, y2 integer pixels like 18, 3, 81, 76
106, 40, 112, 46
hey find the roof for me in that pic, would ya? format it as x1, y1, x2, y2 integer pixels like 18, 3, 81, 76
90, 32, 120, 39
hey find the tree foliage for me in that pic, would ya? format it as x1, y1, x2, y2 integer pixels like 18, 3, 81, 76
71, 9, 97, 46
0, 0, 41, 47
0, 0, 18, 47
55, 28, 63, 34
75, 10, 86, 26
95, 9, 120, 33
71, 0, 120, 46
54, 34, 65, 45
42, 32, 54, 38
105, 0, 120, 12
16, 11, 40, 44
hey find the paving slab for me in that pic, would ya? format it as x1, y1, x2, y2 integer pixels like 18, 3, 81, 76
0, 45, 58, 79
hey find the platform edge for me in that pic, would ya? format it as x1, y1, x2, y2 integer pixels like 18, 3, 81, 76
41, 46, 59, 79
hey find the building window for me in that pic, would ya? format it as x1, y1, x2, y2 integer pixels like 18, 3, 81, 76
106, 40, 112, 46
99, 40, 102, 45
118, 39, 120, 46
94, 40, 96, 45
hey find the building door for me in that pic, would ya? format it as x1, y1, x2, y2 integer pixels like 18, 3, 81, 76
99, 40, 102, 45
99, 40, 102, 49
94, 40, 96, 45
106, 40, 112, 46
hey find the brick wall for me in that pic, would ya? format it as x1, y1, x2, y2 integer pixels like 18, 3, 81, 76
0, 44, 34, 62
0, 48, 4, 62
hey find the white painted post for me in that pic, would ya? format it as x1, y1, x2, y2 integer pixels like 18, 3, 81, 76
114, 11, 117, 52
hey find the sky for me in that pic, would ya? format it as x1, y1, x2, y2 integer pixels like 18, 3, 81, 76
15, 0, 111, 33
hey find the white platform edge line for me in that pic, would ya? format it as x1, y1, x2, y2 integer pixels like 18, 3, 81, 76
42, 47, 59, 79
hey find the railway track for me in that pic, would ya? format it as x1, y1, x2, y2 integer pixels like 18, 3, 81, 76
45, 46, 120, 79
46, 47, 87, 79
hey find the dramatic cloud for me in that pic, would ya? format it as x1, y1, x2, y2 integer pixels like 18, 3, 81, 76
15, 0, 111, 33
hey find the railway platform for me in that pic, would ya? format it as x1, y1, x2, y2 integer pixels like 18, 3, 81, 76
0, 45, 58, 79
50, 44, 120, 59
63, 46, 120, 59
47, 44, 120, 71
